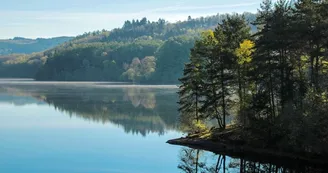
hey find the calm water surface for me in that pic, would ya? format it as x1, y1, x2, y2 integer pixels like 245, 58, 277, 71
0, 80, 325, 173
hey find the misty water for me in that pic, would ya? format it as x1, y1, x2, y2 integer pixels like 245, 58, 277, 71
0, 79, 325, 173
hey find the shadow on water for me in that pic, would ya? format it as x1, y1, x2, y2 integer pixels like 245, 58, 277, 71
0, 83, 179, 136
178, 148, 328, 173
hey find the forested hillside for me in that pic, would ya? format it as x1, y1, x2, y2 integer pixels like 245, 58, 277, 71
0, 37, 73, 78
0, 53, 47, 78
0, 13, 256, 83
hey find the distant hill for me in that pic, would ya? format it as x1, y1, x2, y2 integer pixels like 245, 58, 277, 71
0, 36, 73, 55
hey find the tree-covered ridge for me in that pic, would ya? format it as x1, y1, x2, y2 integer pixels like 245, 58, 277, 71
67, 13, 256, 43
0, 36, 73, 55
109, 12, 257, 41
0, 13, 256, 82
179, 0, 328, 156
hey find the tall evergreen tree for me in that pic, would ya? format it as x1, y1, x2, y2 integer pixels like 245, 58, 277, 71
294, 0, 328, 90
251, 0, 277, 122
178, 40, 205, 124
220, 14, 252, 126
198, 30, 225, 128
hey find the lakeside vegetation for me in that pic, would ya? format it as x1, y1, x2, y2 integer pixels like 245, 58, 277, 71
176, 0, 328, 159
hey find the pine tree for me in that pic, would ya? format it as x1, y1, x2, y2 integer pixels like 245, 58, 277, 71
199, 30, 226, 128
294, 0, 328, 90
178, 41, 205, 125
251, 0, 277, 122
220, 14, 252, 127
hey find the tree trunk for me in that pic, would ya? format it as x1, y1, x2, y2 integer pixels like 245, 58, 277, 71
280, 49, 285, 112
215, 155, 222, 172
315, 55, 319, 91
269, 57, 276, 121
243, 64, 247, 125
310, 56, 314, 86
238, 66, 243, 124
223, 155, 226, 173
195, 150, 200, 173
213, 84, 223, 128
221, 61, 226, 129
196, 88, 199, 122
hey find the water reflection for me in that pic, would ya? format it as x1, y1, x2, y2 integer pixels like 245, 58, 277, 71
2, 83, 325, 172
123, 87, 156, 109
0, 84, 179, 136
177, 148, 327, 173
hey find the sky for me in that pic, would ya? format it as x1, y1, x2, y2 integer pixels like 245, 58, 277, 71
0, 0, 265, 39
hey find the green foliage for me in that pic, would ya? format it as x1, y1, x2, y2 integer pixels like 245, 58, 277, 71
178, 41, 205, 124
178, 0, 328, 155
179, 15, 251, 129
152, 36, 196, 84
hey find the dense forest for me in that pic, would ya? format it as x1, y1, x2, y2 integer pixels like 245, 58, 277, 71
0, 13, 257, 83
178, 0, 328, 157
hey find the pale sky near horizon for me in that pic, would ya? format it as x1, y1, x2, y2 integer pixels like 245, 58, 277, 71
0, 0, 266, 39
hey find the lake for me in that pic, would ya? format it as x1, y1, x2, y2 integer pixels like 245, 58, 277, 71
0, 80, 325, 173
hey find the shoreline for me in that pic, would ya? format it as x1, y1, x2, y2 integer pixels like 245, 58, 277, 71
167, 136, 328, 167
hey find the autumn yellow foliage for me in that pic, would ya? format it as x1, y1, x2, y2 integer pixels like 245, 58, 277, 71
235, 40, 255, 65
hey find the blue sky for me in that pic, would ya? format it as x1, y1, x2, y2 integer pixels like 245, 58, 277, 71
0, 0, 264, 39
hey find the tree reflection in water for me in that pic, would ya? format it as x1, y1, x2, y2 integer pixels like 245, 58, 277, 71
0, 85, 179, 136
178, 148, 327, 173
123, 87, 156, 109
